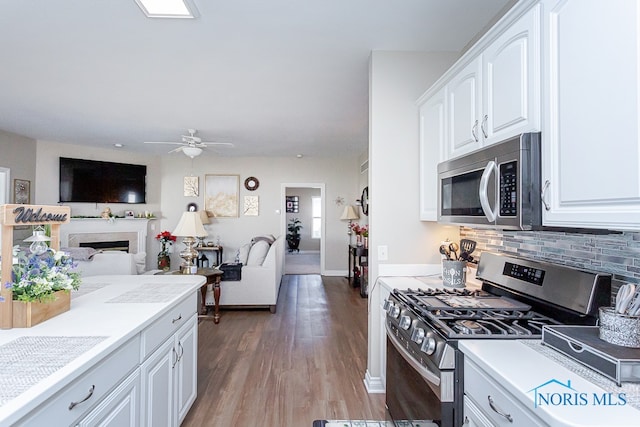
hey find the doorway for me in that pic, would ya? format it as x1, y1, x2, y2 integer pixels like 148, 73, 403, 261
281, 183, 325, 275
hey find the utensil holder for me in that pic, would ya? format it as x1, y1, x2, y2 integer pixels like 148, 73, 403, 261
599, 307, 640, 348
442, 260, 467, 288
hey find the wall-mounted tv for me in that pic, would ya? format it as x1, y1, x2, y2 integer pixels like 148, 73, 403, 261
59, 157, 146, 204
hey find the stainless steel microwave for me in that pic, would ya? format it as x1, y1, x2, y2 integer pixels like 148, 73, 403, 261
437, 132, 541, 230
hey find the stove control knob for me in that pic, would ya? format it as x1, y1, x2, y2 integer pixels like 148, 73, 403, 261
382, 299, 392, 311
399, 315, 412, 330
388, 305, 401, 319
421, 334, 437, 355
411, 327, 425, 344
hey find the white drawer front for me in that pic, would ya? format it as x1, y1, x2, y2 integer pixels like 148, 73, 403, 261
140, 292, 197, 361
17, 336, 140, 427
464, 358, 544, 426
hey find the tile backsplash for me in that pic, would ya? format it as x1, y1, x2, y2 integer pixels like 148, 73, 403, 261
459, 228, 640, 289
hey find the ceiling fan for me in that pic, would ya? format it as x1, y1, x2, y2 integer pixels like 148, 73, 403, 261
144, 129, 233, 158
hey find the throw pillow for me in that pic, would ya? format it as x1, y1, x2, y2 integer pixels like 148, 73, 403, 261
133, 252, 147, 274
238, 243, 251, 265
246, 240, 270, 266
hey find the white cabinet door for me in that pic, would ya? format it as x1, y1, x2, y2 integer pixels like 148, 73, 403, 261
447, 57, 483, 159
141, 339, 175, 427
419, 87, 446, 220
483, 5, 541, 144
175, 316, 198, 424
541, 0, 640, 230
77, 370, 140, 427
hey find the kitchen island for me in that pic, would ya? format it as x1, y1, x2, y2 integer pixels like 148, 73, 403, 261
0, 274, 205, 426
460, 340, 640, 426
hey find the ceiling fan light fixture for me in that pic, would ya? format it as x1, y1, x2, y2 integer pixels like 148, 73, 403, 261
134, 0, 198, 18
182, 146, 203, 158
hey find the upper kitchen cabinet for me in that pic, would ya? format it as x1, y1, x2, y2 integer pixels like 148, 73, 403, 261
446, 4, 541, 160
418, 1, 541, 163
482, 4, 541, 145
541, 0, 640, 230
446, 57, 483, 159
419, 87, 446, 221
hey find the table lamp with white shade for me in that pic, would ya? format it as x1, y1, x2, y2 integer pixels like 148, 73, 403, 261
173, 211, 208, 274
197, 210, 211, 247
340, 205, 360, 243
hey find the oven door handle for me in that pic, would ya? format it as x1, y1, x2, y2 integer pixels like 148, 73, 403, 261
479, 160, 498, 223
386, 323, 441, 387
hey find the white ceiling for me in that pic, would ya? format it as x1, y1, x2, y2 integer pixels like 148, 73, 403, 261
0, 0, 511, 158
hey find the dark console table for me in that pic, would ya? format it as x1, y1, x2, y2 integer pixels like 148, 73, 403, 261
348, 244, 368, 289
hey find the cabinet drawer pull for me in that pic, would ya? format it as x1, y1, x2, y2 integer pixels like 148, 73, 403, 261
172, 314, 182, 324
488, 395, 513, 422
68, 385, 95, 410
172, 347, 179, 369
481, 114, 488, 138
472, 120, 479, 142
541, 180, 551, 211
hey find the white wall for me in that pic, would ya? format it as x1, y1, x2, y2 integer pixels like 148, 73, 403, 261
366, 50, 461, 390
0, 130, 40, 243
158, 155, 360, 273
32, 140, 361, 273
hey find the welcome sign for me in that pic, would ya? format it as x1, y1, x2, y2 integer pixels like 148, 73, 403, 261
0, 204, 71, 329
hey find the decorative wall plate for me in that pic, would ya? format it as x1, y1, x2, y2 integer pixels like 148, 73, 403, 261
244, 176, 260, 191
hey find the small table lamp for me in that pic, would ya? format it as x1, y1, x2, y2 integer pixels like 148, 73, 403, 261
173, 211, 208, 274
340, 205, 360, 242
197, 210, 211, 247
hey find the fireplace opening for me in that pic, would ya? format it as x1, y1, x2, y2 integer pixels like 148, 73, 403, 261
79, 240, 130, 252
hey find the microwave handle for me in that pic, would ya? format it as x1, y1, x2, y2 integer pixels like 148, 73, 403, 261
479, 160, 498, 222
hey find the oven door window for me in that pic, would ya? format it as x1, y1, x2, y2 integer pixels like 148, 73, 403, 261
440, 169, 486, 217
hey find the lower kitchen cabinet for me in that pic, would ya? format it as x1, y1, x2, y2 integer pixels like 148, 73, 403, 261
464, 357, 544, 426
141, 313, 198, 427
76, 369, 140, 427
15, 336, 141, 427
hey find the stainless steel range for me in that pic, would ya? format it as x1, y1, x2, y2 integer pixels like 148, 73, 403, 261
383, 252, 612, 427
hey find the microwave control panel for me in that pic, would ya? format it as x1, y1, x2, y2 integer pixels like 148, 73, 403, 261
499, 161, 518, 216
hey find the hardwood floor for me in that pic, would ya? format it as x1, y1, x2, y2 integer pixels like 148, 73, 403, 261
182, 274, 387, 426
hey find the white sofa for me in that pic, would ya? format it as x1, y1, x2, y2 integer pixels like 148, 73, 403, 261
206, 235, 284, 313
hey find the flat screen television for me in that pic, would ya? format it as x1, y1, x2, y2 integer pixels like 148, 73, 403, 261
59, 157, 146, 204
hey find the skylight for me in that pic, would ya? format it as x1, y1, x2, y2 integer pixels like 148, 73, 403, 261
135, 0, 198, 18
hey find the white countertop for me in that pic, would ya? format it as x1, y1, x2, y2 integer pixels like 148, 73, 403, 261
459, 340, 640, 426
0, 274, 205, 425
377, 268, 482, 294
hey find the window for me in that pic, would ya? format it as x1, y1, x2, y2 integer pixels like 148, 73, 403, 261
311, 196, 321, 239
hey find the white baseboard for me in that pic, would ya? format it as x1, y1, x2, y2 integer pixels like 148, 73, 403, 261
322, 269, 348, 277
363, 370, 385, 394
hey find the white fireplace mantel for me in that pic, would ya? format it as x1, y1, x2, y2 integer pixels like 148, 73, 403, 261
61, 218, 152, 254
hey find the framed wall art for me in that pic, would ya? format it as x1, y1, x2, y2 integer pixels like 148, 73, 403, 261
205, 174, 239, 218
184, 176, 199, 197
286, 195, 299, 213
13, 179, 30, 204
243, 195, 259, 216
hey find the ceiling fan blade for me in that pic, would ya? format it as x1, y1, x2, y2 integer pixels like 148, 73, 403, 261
168, 146, 184, 154
144, 141, 183, 145
200, 142, 234, 147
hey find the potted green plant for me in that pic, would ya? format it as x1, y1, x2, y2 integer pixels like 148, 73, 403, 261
286, 218, 302, 252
